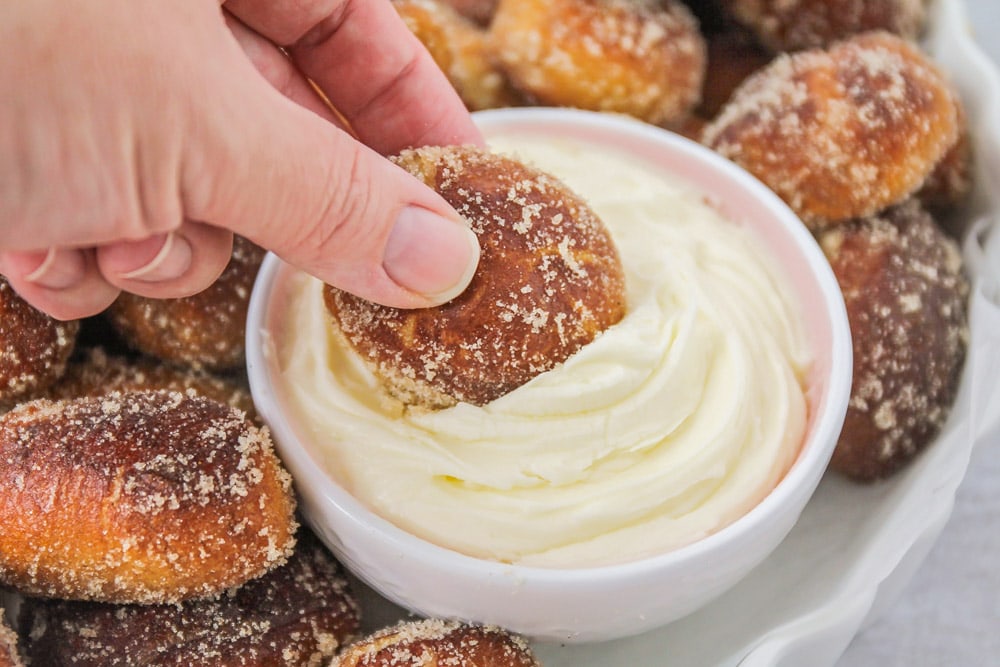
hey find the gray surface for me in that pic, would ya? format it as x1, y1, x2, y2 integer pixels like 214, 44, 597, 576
839, 4, 1000, 665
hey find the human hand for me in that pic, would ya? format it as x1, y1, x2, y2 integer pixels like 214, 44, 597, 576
0, 0, 483, 320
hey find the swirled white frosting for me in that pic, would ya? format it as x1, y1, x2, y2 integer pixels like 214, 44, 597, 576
273, 134, 812, 568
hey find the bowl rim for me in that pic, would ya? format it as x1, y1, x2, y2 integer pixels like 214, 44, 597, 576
246, 107, 853, 585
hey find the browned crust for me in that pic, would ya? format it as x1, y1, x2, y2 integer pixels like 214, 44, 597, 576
105, 236, 265, 372
703, 31, 960, 230
0, 278, 79, 407
819, 199, 968, 481
0, 390, 296, 604
325, 145, 626, 408
18, 530, 359, 667
489, 0, 706, 126
334, 619, 540, 667
721, 0, 926, 52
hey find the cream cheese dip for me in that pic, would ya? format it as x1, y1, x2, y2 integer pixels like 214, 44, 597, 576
272, 133, 812, 568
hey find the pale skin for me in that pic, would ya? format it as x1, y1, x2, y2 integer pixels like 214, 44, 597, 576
0, 0, 483, 321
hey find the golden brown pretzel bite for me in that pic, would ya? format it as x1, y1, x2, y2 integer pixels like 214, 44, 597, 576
106, 236, 265, 372
720, 0, 926, 52
819, 199, 968, 481
325, 145, 626, 409
0, 277, 78, 408
0, 390, 296, 604
490, 0, 706, 126
18, 530, 359, 667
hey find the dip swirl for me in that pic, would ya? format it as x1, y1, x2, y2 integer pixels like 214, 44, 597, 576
273, 134, 811, 568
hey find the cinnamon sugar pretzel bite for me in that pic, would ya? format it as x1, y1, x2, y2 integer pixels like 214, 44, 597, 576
720, 0, 926, 52
106, 236, 264, 372
0, 390, 296, 604
324, 145, 626, 409
489, 0, 706, 126
0, 277, 78, 408
818, 199, 968, 481
702, 31, 960, 230
18, 530, 358, 667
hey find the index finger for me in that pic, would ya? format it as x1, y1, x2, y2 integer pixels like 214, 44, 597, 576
223, 0, 483, 155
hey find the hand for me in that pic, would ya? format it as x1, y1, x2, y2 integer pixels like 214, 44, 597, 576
0, 0, 483, 320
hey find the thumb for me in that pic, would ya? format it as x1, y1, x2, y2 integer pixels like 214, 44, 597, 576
183, 81, 480, 309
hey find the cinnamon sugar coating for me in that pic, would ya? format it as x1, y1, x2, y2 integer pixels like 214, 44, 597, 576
49, 347, 256, 420
334, 619, 539, 667
394, 0, 520, 110
0, 616, 21, 667
489, 0, 706, 126
819, 200, 968, 481
18, 530, 359, 667
325, 145, 626, 409
703, 31, 960, 230
0, 278, 78, 407
0, 390, 296, 603
106, 236, 265, 372
720, 0, 926, 52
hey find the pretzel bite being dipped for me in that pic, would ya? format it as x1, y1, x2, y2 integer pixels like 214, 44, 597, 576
18, 530, 358, 667
0, 278, 78, 408
819, 199, 968, 481
325, 145, 626, 409
702, 31, 960, 230
106, 236, 265, 372
0, 390, 296, 604
489, 0, 706, 126
334, 619, 540, 667
719, 0, 926, 53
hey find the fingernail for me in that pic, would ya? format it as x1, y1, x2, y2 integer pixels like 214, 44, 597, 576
24, 248, 87, 289
120, 233, 192, 281
383, 206, 480, 303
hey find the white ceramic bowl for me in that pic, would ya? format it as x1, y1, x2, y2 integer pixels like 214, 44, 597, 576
245, 108, 852, 643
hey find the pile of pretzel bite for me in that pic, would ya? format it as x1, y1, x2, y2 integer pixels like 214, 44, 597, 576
0, 1, 973, 664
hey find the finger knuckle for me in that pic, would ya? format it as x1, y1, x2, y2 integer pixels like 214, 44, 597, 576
297, 149, 379, 258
